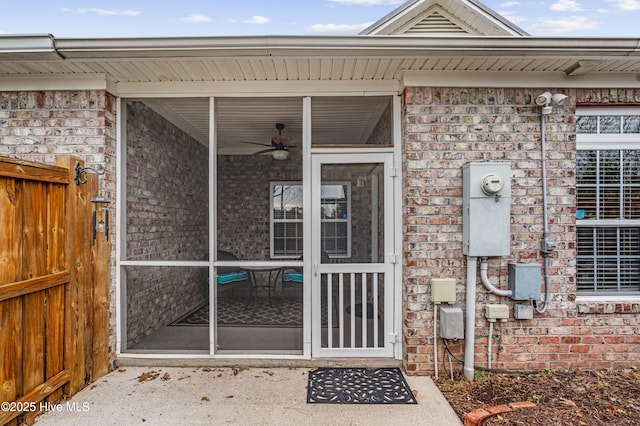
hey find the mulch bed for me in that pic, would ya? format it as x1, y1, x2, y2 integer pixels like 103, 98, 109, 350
436, 368, 640, 425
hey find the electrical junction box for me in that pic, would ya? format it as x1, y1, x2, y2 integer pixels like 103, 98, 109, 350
439, 306, 464, 340
514, 304, 534, 320
431, 278, 457, 304
463, 162, 511, 257
485, 304, 509, 322
508, 263, 542, 301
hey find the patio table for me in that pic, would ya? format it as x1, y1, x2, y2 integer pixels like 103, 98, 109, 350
242, 265, 283, 313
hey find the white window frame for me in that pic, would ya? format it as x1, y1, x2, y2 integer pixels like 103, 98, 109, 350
576, 107, 640, 295
270, 181, 304, 259
270, 181, 351, 259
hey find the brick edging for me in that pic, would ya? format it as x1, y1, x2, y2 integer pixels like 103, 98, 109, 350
463, 401, 537, 426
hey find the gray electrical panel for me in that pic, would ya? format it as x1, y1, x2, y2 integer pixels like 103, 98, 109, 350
508, 263, 542, 301
463, 162, 511, 257
439, 306, 464, 340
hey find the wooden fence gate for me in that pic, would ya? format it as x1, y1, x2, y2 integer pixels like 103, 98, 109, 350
0, 156, 110, 426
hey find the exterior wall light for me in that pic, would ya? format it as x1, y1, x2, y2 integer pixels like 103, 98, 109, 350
75, 162, 110, 244
535, 92, 568, 115
91, 195, 110, 244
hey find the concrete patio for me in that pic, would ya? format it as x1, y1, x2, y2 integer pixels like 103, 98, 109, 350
34, 366, 462, 425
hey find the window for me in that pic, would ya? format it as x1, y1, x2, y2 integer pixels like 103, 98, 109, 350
270, 182, 351, 258
271, 183, 304, 258
576, 109, 640, 294
319, 183, 351, 258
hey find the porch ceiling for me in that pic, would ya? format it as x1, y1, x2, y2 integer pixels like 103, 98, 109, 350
141, 95, 392, 152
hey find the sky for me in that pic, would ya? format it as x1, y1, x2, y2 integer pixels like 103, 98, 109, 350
1, 0, 639, 38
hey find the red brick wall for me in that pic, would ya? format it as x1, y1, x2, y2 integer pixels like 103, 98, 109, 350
402, 87, 640, 375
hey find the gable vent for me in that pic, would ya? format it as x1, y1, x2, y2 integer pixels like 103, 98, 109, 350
405, 12, 469, 35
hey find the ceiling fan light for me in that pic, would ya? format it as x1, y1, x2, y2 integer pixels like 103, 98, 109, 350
271, 150, 289, 160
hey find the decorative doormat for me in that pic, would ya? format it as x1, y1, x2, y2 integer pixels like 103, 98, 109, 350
306, 367, 417, 404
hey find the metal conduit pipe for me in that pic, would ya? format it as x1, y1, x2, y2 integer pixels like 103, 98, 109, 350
480, 258, 512, 297
464, 256, 477, 381
536, 111, 552, 314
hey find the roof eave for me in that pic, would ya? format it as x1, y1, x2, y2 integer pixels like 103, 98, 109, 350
49, 35, 640, 60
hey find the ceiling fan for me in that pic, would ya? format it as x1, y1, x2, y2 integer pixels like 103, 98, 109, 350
241, 123, 298, 160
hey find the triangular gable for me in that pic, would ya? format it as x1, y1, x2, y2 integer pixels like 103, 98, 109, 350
361, 0, 528, 37
398, 5, 477, 35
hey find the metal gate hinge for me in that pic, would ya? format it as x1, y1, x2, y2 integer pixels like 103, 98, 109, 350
389, 333, 399, 343
389, 253, 399, 264
389, 167, 398, 177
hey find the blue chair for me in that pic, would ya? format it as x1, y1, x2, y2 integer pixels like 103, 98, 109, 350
211, 251, 250, 298
280, 252, 331, 296
281, 269, 303, 297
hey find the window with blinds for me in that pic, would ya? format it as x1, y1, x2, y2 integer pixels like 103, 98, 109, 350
576, 109, 640, 294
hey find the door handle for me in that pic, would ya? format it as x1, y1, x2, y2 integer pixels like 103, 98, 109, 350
313, 262, 319, 276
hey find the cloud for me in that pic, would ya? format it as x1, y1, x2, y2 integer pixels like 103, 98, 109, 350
606, 0, 640, 10
243, 16, 270, 24
61, 8, 140, 16
179, 14, 213, 23
307, 22, 374, 34
227, 16, 271, 25
528, 15, 599, 33
500, 1, 521, 6
327, 0, 403, 5
550, 0, 583, 11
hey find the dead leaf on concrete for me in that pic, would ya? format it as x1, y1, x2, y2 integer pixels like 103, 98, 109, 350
201, 396, 210, 401
137, 371, 159, 382
263, 370, 275, 376
226, 395, 234, 399
161, 373, 171, 381
412, 389, 419, 398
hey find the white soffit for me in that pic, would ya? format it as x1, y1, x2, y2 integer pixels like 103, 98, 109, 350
402, 70, 640, 88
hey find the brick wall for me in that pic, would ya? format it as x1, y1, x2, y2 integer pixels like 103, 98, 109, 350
217, 154, 302, 259
4, 87, 638, 370
0, 89, 118, 366
402, 87, 640, 375
125, 101, 208, 347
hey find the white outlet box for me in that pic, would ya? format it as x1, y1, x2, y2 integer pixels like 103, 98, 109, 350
485, 304, 509, 321
431, 278, 457, 304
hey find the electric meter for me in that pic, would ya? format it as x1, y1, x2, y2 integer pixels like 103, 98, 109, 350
481, 173, 504, 195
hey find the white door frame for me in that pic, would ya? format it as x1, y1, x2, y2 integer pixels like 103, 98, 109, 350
310, 152, 396, 358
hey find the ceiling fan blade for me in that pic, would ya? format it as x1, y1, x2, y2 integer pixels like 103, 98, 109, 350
252, 148, 276, 155
285, 140, 301, 147
240, 141, 272, 147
